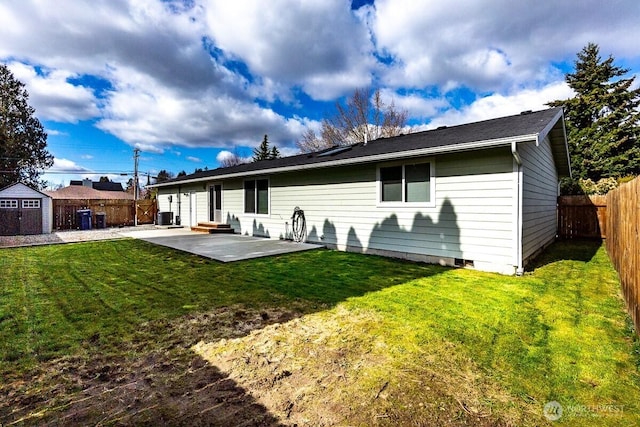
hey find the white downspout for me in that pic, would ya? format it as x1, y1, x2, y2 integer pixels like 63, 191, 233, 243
511, 140, 524, 276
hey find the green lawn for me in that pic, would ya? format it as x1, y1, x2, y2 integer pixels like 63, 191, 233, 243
1, 239, 638, 425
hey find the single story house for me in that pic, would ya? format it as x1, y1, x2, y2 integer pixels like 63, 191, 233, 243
152, 107, 570, 275
0, 182, 53, 235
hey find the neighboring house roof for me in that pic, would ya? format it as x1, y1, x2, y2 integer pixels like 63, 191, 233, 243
152, 107, 569, 188
69, 180, 125, 191
92, 181, 125, 191
44, 186, 135, 200
0, 182, 52, 198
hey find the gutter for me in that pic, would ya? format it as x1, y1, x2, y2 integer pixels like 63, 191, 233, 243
150, 134, 539, 189
511, 140, 525, 276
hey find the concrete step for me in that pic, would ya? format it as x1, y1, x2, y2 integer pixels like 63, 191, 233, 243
191, 223, 235, 234
197, 222, 231, 229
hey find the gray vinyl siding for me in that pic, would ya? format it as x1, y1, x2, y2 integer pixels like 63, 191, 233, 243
220, 147, 516, 273
520, 136, 559, 263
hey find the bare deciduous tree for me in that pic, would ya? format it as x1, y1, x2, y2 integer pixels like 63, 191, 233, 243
219, 153, 245, 167
297, 88, 409, 153
219, 147, 249, 167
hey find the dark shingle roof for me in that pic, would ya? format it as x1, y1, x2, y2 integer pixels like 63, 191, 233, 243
70, 180, 125, 191
156, 107, 568, 186
93, 181, 125, 191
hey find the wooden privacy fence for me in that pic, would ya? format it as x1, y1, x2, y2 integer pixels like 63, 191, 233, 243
52, 199, 157, 230
137, 199, 158, 224
606, 177, 640, 335
557, 195, 607, 239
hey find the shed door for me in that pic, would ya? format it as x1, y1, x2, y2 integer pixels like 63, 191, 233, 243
0, 199, 20, 236
20, 199, 42, 235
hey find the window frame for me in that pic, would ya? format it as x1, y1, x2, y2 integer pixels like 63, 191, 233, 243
243, 177, 270, 216
0, 199, 18, 209
22, 199, 41, 209
377, 159, 436, 208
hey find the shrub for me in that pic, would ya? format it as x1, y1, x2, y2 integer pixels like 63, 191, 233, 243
560, 177, 621, 195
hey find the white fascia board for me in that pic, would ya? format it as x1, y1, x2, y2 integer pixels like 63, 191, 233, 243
537, 108, 564, 147
151, 134, 539, 188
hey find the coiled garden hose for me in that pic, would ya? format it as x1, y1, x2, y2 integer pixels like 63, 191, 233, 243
291, 207, 306, 243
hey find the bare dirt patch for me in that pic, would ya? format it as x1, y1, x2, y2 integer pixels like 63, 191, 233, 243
3, 303, 507, 426
1, 305, 303, 426
194, 306, 507, 426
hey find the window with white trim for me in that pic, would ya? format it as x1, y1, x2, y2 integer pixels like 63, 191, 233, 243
378, 161, 434, 206
244, 178, 269, 215
0, 199, 18, 209
22, 199, 41, 209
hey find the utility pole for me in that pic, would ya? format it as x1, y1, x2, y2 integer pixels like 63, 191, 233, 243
133, 148, 140, 226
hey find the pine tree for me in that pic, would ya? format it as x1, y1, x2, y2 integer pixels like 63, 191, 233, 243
270, 145, 280, 159
155, 169, 173, 184
252, 134, 279, 161
549, 43, 640, 180
0, 64, 53, 189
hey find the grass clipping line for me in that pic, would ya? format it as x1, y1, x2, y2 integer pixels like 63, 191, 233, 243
193, 305, 507, 426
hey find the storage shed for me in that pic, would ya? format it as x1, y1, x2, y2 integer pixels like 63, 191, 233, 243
0, 183, 53, 235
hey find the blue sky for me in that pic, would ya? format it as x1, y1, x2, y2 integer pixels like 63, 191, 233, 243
1, 0, 639, 188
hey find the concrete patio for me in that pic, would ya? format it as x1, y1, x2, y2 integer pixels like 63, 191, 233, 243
121, 228, 323, 262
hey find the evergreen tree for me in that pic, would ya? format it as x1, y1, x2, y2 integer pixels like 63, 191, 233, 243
252, 134, 280, 161
549, 43, 640, 180
0, 64, 53, 189
270, 145, 280, 159
155, 169, 173, 184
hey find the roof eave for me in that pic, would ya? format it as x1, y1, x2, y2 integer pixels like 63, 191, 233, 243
540, 109, 571, 178
150, 134, 539, 188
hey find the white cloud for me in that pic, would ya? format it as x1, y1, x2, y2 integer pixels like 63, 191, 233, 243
203, 0, 375, 99
278, 146, 299, 158
48, 158, 91, 173
186, 156, 202, 163
371, 0, 640, 92
216, 150, 251, 164
2, 0, 639, 157
379, 88, 450, 120
45, 129, 68, 137
215, 150, 234, 163
7, 62, 100, 123
42, 157, 91, 187
425, 81, 574, 129
95, 65, 305, 149
1, 0, 324, 151
42, 157, 132, 188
